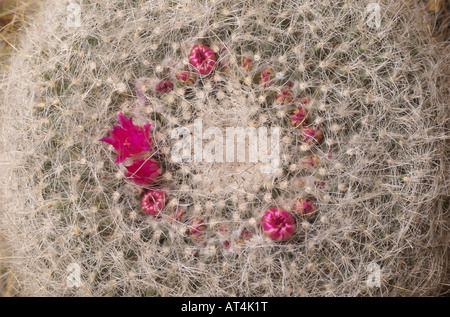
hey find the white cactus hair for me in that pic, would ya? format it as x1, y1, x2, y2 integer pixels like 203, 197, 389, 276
0, 0, 448, 296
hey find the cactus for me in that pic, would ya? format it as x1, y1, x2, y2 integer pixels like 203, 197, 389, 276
0, 0, 448, 296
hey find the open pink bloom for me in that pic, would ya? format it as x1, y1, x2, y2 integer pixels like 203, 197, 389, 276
276, 87, 294, 106
189, 44, 216, 75
156, 81, 173, 94
261, 208, 296, 241
100, 112, 153, 164
125, 159, 161, 186
176, 69, 197, 86
141, 189, 167, 216
301, 126, 323, 144
292, 198, 317, 218
260, 68, 274, 88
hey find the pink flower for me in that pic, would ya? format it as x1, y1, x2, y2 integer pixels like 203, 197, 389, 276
260, 68, 274, 88
276, 86, 294, 106
292, 198, 317, 218
141, 189, 167, 216
261, 208, 296, 241
189, 44, 216, 75
301, 126, 323, 144
100, 112, 153, 164
176, 69, 197, 86
125, 159, 161, 186
156, 81, 174, 94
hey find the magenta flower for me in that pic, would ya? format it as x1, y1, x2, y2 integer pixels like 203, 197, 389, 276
189, 44, 216, 75
125, 159, 161, 186
156, 81, 174, 94
100, 112, 153, 164
261, 208, 296, 241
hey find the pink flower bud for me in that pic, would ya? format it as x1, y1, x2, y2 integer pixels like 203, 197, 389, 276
261, 208, 296, 241
292, 198, 317, 218
260, 68, 274, 88
301, 156, 320, 168
301, 126, 323, 144
141, 189, 167, 216
276, 86, 294, 106
191, 219, 207, 242
290, 106, 309, 127
242, 56, 252, 72
223, 240, 231, 250
125, 159, 161, 186
168, 208, 187, 224
156, 81, 174, 94
176, 69, 197, 86
189, 44, 216, 75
